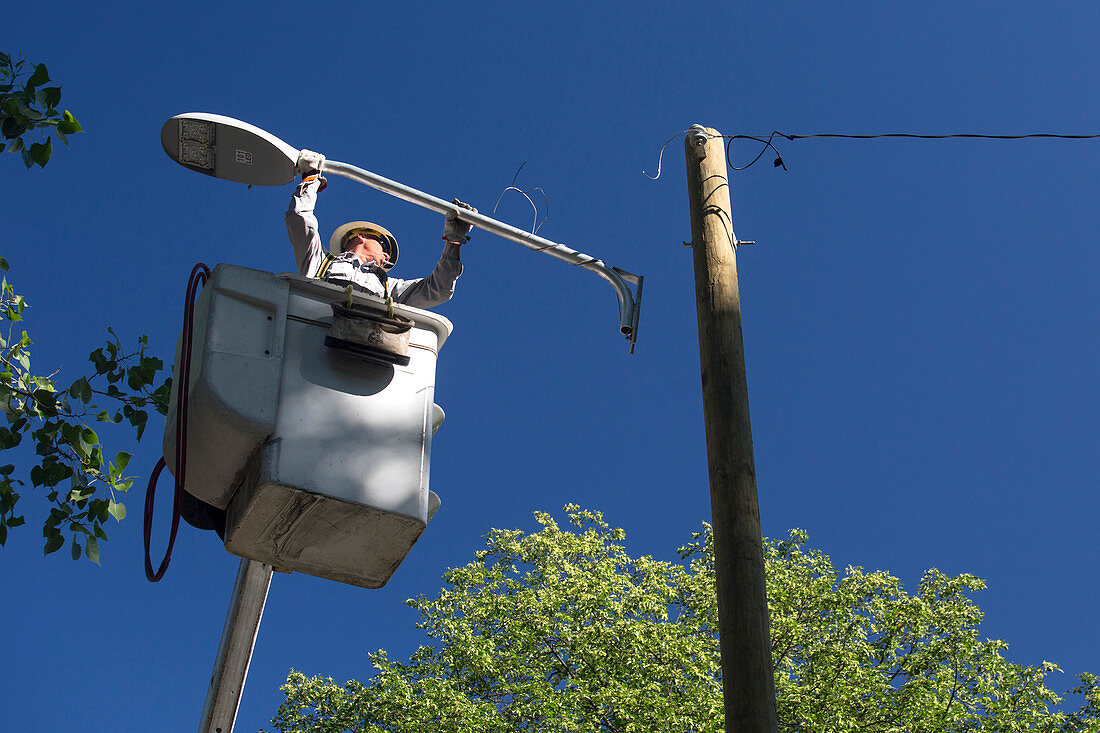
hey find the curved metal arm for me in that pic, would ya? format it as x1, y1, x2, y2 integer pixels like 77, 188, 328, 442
321, 160, 642, 349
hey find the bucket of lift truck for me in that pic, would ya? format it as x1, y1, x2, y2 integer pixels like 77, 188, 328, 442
163, 263, 450, 589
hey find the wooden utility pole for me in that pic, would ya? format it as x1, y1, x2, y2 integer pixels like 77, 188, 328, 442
684, 125, 778, 733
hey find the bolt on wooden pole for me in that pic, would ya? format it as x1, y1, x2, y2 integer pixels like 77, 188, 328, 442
684, 125, 777, 733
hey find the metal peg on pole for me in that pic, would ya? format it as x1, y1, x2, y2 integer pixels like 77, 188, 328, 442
684, 124, 778, 733
198, 558, 274, 733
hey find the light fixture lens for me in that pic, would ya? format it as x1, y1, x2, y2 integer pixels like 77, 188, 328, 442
180, 119, 214, 144
180, 141, 214, 169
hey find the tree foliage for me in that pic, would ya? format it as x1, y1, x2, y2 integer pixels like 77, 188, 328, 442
0, 257, 170, 561
1, 51, 82, 168
270, 507, 1099, 732
0, 52, 165, 561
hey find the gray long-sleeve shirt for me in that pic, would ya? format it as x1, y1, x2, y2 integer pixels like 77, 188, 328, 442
285, 178, 462, 309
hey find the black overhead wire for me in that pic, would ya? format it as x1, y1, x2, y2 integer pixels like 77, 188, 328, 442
644, 129, 1100, 179
780, 131, 1100, 140
726, 131, 1100, 171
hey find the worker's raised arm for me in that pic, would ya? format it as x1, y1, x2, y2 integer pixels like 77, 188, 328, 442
388, 199, 475, 308
389, 242, 463, 308
284, 150, 328, 277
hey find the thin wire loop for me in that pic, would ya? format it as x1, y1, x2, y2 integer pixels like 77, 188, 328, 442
492, 161, 550, 234
642, 129, 693, 180
725, 133, 788, 171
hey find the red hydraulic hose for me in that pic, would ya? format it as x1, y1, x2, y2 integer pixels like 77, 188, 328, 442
144, 263, 210, 582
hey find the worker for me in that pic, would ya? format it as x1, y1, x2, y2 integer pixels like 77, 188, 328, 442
286, 149, 474, 308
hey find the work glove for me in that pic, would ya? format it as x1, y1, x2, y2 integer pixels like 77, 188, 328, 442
296, 149, 326, 177
443, 198, 477, 244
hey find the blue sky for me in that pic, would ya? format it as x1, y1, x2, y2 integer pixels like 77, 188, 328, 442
5, 2, 1099, 730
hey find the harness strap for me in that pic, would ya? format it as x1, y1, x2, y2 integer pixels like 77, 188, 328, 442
315, 253, 336, 278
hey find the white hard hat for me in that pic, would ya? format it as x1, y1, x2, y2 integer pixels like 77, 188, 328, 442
330, 221, 399, 270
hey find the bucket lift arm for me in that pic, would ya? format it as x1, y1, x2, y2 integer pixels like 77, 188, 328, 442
161, 113, 643, 351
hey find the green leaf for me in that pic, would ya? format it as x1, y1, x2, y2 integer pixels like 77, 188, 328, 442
68, 483, 95, 503
60, 421, 81, 447
152, 380, 173, 414
88, 498, 108, 523
81, 426, 99, 449
57, 110, 83, 134
107, 500, 126, 521
43, 530, 63, 555
28, 137, 51, 167
68, 376, 92, 404
0, 428, 20, 449
128, 409, 149, 440
70, 537, 81, 560
38, 86, 61, 110
114, 451, 132, 475
85, 535, 100, 564
25, 63, 49, 93
31, 388, 57, 416
41, 460, 72, 487
127, 366, 146, 390
1, 115, 26, 139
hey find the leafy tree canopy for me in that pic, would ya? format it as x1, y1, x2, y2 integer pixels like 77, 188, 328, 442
270, 507, 1099, 732
0, 257, 170, 561
1, 52, 166, 561
1, 51, 82, 168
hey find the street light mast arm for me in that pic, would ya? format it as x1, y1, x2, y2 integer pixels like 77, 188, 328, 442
321, 159, 642, 349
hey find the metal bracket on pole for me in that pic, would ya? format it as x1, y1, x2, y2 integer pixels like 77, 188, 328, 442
198, 558, 273, 733
321, 160, 643, 350
613, 267, 643, 353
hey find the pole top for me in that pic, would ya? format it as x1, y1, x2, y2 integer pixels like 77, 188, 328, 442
688, 124, 709, 148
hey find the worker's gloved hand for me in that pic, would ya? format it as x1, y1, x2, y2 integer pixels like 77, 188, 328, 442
443, 198, 477, 244
296, 149, 326, 177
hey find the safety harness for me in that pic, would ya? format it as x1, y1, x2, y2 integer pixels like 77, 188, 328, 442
316, 254, 396, 318
315, 253, 337, 279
